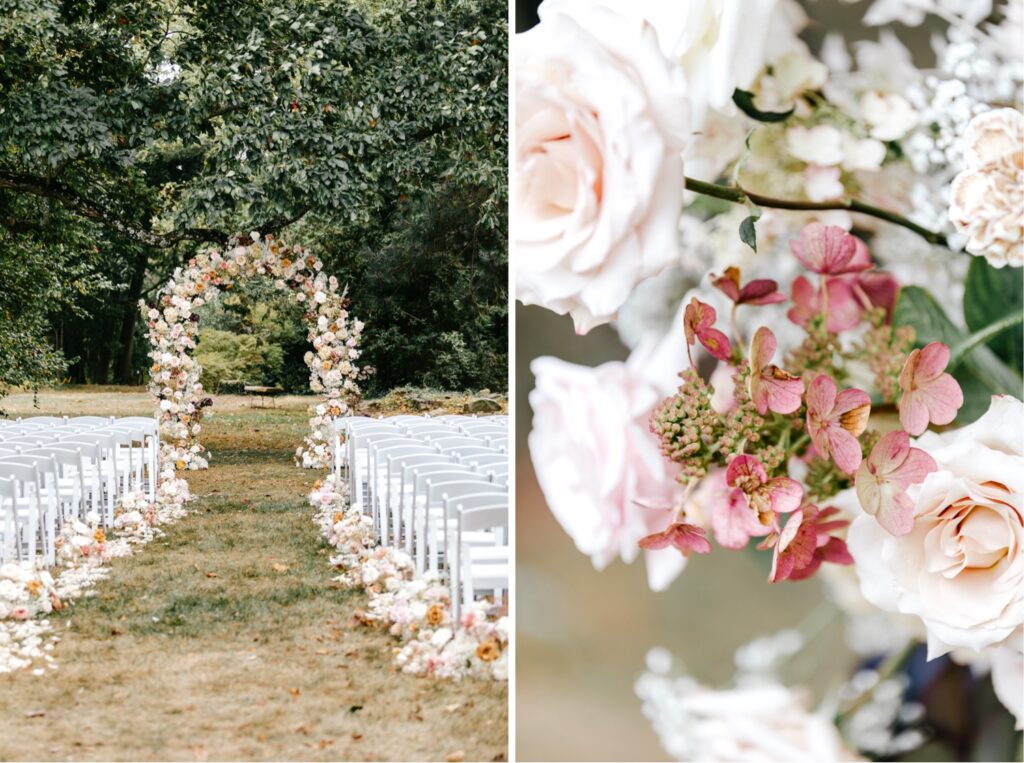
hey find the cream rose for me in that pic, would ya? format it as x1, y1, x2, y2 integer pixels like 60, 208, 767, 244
948, 108, 1024, 269
528, 355, 687, 590
515, 7, 689, 333
848, 395, 1024, 658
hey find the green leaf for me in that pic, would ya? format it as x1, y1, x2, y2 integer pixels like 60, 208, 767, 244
732, 89, 795, 123
963, 257, 1023, 370
738, 213, 760, 253
894, 287, 1022, 423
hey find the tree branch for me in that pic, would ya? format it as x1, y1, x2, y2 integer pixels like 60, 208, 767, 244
0, 171, 227, 247
684, 177, 949, 248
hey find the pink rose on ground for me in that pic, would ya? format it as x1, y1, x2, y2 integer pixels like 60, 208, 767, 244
855, 430, 937, 536
805, 375, 870, 474
515, 8, 689, 332
897, 341, 963, 435
528, 356, 688, 591
748, 327, 804, 415
849, 395, 1024, 658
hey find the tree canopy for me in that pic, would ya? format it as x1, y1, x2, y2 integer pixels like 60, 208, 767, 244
0, 0, 507, 396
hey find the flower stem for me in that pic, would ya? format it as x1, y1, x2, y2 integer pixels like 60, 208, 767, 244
948, 311, 1024, 370
834, 641, 919, 726
683, 177, 950, 248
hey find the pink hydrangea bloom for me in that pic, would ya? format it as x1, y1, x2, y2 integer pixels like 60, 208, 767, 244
790, 223, 872, 275
855, 429, 938, 536
852, 270, 900, 321
897, 342, 964, 435
748, 327, 803, 415
638, 522, 712, 556
706, 471, 770, 549
683, 297, 731, 362
711, 266, 785, 306
805, 375, 871, 474
764, 506, 853, 583
725, 455, 803, 526
787, 275, 863, 333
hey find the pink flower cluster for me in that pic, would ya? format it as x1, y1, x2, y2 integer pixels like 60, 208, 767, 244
645, 223, 965, 582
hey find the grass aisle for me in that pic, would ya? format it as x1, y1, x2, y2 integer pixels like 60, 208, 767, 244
0, 390, 508, 762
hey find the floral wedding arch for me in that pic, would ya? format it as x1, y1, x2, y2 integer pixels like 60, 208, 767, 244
141, 233, 363, 471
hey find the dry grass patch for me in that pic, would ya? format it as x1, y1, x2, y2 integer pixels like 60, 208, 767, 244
0, 389, 508, 762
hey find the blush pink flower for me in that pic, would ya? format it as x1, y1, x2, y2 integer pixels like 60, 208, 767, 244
638, 522, 712, 556
855, 429, 938, 536
851, 270, 900, 321
805, 375, 871, 474
683, 297, 732, 362
897, 342, 964, 435
726, 455, 803, 526
789, 223, 872, 275
787, 275, 862, 333
763, 506, 853, 583
748, 327, 804, 415
710, 475, 770, 549
711, 266, 785, 306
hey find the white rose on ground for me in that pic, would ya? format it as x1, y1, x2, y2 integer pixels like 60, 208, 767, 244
515, 6, 689, 333
848, 395, 1024, 659
948, 108, 1024, 269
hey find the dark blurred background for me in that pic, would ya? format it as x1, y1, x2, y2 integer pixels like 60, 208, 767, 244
514, 2, 941, 760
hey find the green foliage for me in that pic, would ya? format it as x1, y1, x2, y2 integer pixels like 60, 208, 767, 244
963, 257, 1023, 371
0, 0, 507, 393
194, 329, 284, 392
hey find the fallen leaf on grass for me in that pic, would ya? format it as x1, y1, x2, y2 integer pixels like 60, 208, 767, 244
288, 687, 301, 698
205, 571, 219, 578
447, 751, 466, 762
272, 563, 290, 573
351, 732, 363, 741
319, 739, 335, 749
24, 710, 45, 718
315, 648, 328, 655
444, 703, 461, 713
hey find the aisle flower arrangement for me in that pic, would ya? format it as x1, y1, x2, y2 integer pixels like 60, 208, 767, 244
310, 475, 509, 681
0, 463, 193, 674
141, 233, 363, 471
519, 0, 1022, 757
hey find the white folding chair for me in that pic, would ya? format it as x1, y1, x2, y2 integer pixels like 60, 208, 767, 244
420, 476, 502, 573
450, 503, 509, 621
23, 447, 91, 523
0, 478, 23, 564
0, 461, 47, 563
385, 452, 458, 549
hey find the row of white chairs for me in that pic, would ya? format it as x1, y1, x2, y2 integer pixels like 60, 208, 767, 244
0, 416, 160, 565
338, 415, 509, 619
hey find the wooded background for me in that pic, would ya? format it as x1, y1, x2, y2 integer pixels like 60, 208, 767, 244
0, 0, 507, 398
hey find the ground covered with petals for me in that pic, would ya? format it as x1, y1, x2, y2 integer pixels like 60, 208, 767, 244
0, 388, 507, 762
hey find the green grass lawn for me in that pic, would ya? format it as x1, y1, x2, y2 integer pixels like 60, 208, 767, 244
0, 389, 507, 762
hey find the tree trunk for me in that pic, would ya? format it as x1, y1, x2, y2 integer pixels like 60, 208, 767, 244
113, 250, 150, 384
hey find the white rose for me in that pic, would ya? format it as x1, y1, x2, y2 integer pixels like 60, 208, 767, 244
515, 7, 689, 332
948, 108, 1023, 269
528, 355, 687, 591
848, 395, 1024, 658
540, 0, 782, 130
